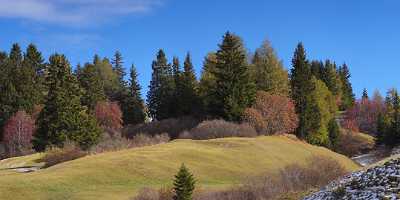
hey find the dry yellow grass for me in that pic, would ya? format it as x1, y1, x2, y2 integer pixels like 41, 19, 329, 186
0, 135, 359, 200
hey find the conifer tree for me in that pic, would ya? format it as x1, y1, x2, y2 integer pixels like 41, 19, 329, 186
173, 164, 196, 200
112, 51, 126, 87
310, 60, 324, 80
362, 88, 369, 100
147, 50, 176, 120
121, 64, 146, 125
303, 77, 337, 146
338, 63, 355, 110
252, 40, 290, 96
320, 60, 342, 101
290, 42, 312, 138
33, 54, 101, 151
78, 63, 106, 111
209, 32, 256, 121
93, 56, 120, 101
199, 52, 217, 114
178, 53, 200, 116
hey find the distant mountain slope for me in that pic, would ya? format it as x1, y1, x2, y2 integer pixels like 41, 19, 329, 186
0, 135, 359, 200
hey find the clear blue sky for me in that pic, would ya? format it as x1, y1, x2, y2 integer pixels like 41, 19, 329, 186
0, 0, 399, 98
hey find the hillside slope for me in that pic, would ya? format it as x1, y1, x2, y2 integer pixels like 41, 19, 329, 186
0, 135, 359, 200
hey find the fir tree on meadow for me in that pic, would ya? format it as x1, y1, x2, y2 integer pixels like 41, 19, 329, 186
173, 164, 196, 200
208, 32, 256, 121
121, 64, 146, 125
321, 60, 342, 100
112, 51, 126, 87
33, 54, 101, 151
290, 42, 313, 138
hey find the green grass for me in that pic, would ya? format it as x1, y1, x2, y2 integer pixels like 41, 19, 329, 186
0, 135, 359, 200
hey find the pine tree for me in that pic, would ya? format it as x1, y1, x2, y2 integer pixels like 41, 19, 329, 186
112, 51, 126, 87
320, 60, 342, 102
310, 60, 324, 80
78, 63, 106, 111
290, 42, 312, 138
178, 53, 200, 116
362, 88, 369, 100
199, 52, 217, 115
93, 56, 120, 101
173, 164, 196, 200
32, 54, 101, 151
338, 63, 355, 110
121, 64, 146, 125
147, 50, 176, 120
209, 32, 256, 121
252, 40, 289, 96
303, 77, 337, 146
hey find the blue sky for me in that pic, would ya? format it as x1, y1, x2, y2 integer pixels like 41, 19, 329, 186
0, 0, 399, 98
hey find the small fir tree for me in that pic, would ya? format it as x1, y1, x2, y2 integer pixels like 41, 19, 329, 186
173, 164, 196, 200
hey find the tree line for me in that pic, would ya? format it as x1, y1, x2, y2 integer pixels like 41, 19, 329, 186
0, 32, 355, 153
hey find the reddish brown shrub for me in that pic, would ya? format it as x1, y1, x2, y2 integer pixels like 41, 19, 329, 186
3, 111, 36, 157
243, 91, 298, 135
94, 101, 123, 133
132, 187, 173, 200
39, 142, 87, 168
180, 120, 257, 140
342, 98, 384, 135
123, 116, 200, 139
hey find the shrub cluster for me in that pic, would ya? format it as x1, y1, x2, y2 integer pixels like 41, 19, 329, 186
124, 117, 200, 139
335, 130, 374, 157
91, 133, 170, 154
179, 120, 257, 140
39, 142, 87, 168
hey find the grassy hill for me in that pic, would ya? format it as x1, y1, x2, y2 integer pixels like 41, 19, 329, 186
0, 135, 359, 200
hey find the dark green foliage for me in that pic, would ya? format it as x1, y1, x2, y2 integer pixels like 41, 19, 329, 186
251, 40, 289, 96
177, 53, 200, 116
121, 65, 146, 125
320, 60, 342, 98
338, 63, 355, 110
208, 32, 256, 121
199, 52, 217, 115
290, 43, 313, 138
78, 63, 106, 110
112, 51, 126, 87
94, 56, 120, 101
328, 119, 340, 148
33, 54, 101, 151
362, 88, 369, 100
376, 89, 400, 146
147, 50, 176, 120
173, 164, 196, 200
310, 60, 324, 79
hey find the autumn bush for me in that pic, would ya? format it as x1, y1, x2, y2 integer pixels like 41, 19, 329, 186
94, 101, 123, 135
243, 91, 298, 135
39, 142, 87, 168
180, 119, 257, 140
132, 187, 174, 200
342, 98, 384, 135
91, 133, 170, 154
123, 116, 200, 139
3, 111, 36, 157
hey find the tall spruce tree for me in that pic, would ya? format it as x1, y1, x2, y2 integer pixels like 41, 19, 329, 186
147, 50, 176, 120
33, 54, 101, 151
121, 64, 146, 125
173, 164, 196, 200
199, 52, 217, 115
208, 32, 255, 121
78, 63, 106, 111
178, 53, 200, 116
112, 51, 126, 87
338, 63, 355, 110
290, 42, 312, 138
362, 88, 369, 100
320, 60, 342, 101
252, 40, 290, 96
